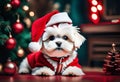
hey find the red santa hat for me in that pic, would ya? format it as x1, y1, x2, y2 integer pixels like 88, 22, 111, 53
29, 10, 72, 52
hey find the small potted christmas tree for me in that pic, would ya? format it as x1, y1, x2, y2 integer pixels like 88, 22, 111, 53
103, 43, 120, 75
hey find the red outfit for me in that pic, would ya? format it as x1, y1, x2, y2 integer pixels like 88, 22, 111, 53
27, 51, 81, 74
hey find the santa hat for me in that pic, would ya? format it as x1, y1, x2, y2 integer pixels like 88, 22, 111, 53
29, 10, 72, 52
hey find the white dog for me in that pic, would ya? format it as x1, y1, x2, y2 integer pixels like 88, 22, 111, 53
19, 10, 85, 76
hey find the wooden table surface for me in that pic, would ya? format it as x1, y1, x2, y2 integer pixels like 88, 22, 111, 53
0, 72, 120, 82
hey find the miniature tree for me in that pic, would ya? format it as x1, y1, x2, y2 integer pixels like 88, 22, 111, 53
103, 43, 120, 75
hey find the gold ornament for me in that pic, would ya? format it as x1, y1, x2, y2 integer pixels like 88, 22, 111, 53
17, 47, 24, 57
29, 11, 35, 17
4, 3, 12, 11
22, 5, 29, 11
53, 3, 60, 10
24, 18, 32, 28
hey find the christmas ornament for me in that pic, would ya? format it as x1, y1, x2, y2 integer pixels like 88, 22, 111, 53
53, 3, 60, 10
103, 43, 120, 75
10, 0, 21, 8
3, 59, 17, 75
12, 22, 24, 34
12, 15, 24, 34
22, 5, 29, 11
5, 35, 16, 50
4, 3, 12, 11
17, 47, 24, 57
24, 18, 32, 28
29, 11, 35, 17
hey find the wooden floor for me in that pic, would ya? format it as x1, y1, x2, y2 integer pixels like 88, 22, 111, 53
0, 72, 120, 82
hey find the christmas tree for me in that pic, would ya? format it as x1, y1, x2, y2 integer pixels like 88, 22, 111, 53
0, 0, 35, 66
103, 43, 120, 75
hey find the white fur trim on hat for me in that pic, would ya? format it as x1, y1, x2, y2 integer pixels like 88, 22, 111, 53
28, 42, 42, 52
46, 12, 72, 27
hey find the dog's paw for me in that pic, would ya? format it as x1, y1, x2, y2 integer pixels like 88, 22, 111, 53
32, 67, 55, 76
62, 66, 85, 76
19, 68, 29, 74
33, 71, 50, 76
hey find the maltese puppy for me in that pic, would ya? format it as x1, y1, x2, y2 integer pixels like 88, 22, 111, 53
19, 11, 85, 76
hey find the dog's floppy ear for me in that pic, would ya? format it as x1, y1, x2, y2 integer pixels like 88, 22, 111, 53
28, 38, 42, 52
73, 29, 86, 48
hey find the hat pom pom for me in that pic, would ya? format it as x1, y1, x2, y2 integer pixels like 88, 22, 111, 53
28, 42, 41, 52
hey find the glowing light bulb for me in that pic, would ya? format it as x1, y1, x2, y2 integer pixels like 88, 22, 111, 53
92, 0, 98, 5
23, 5, 29, 11
91, 6, 97, 12
97, 4, 102, 11
91, 13, 98, 20
29, 11, 35, 17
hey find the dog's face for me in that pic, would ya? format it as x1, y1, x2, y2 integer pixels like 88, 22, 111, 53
38, 23, 85, 57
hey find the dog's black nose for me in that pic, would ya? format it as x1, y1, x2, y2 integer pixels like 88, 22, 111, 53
56, 42, 62, 47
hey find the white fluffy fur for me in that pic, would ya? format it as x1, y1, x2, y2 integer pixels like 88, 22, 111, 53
46, 23, 85, 49
28, 23, 85, 53
46, 12, 72, 27
19, 58, 30, 73
42, 23, 85, 57
19, 23, 85, 75
32, 67, 55, 75
19, 51, 85, 75
28, 41, 42, 52
62, 66, 85, 75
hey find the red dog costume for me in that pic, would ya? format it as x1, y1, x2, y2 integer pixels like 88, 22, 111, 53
20, 10, 85, 75
27, 51, 81, 74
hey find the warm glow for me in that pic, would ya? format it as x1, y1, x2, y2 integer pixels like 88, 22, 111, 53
29, 11, 35, 17
53, 3, 60, 9
91, 6, 97, 12
97, 4, 102, 11
0, 64, 2, 71
8, 63, 15, 68
91, 13, 98, 20
23, 5, 29, 11
92, 0, 98, 5
17, 48, 24, 57
6, 3, 12, 8
24, 18, 31, 28
111, 19, 120, 23
89, 0, 100, 24
18, 49, 24, 55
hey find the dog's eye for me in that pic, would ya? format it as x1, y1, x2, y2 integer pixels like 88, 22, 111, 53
63, 35, 68, 40
49, 35, 55, 41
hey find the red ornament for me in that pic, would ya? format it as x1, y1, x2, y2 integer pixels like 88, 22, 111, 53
10, 0, 21, 8
12, 22, 24, 34
5, 37, 16, 50
3, 59, 17, 75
